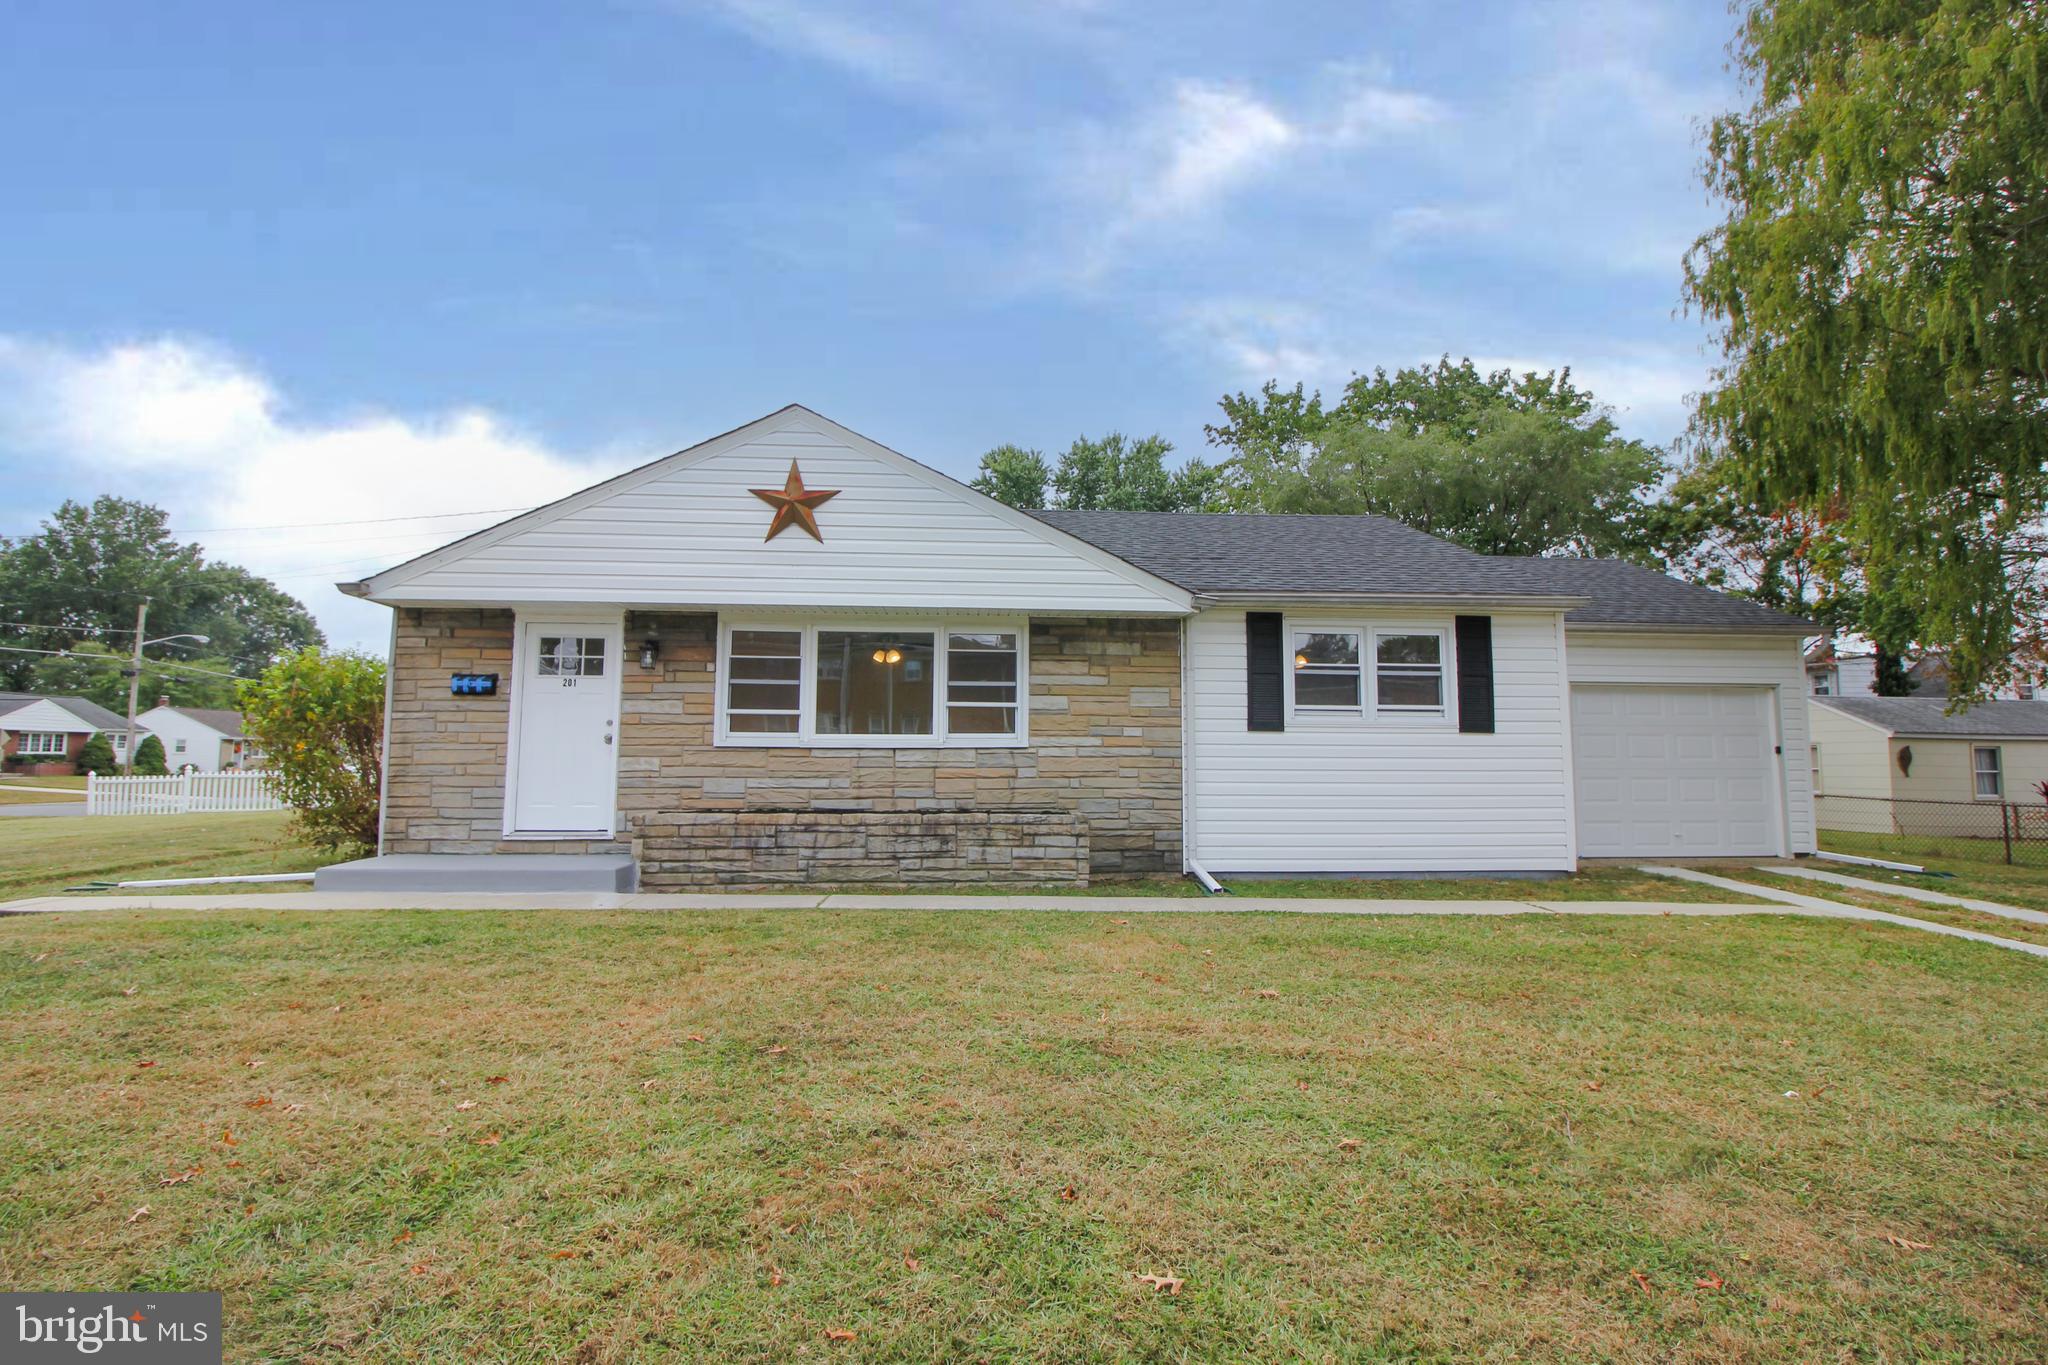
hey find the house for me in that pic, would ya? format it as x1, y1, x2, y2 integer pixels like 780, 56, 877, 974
1809, 697, 2048, 835
0, 693, 128, 774
1805, 639, 2040, 700
134, 700, 261, 772
332, 405, 1816, 891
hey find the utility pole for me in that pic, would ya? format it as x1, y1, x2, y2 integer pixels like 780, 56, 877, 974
123, 599, 148, 776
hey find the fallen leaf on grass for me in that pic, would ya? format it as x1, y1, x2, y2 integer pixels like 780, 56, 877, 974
394, 1231, 413, 1244
220, 1130, 237, 1147
640, 1080, 658, 1091
1256, 989, 1281, 999
125, 1205, 150, 1224
245, 1097, 272, 1110
329, 1004, 344, 1014
477, 1133, 502, 1147
243, 1058, 263, 1069
1296, 1080, 1309, 1092
550, 1249, 580, 1260
1134, 1273, 1184, 1295
455, 1100, 477, 1112
280, 1104, 303, 1114
485, 1075, 508, 1085
1584, 1081, 1603, 1092
224, 1161, 241, 1169
824, 1328, 857, 1343
1883, 1234, 1933, 1251
768, 1266, 784, 1287
135, 1060, 155, 1070
1628, 1270, 1652, 1293
903, 1252, 920, 1271
408, 1262, 430, 1276
122, 986, 138, 997
1695, 1274, 1724, 1290
158, 1168, 200, 1187
765, 1044, 788, 1056
1059, 1186, 1078, 1202
686, 1034, 707, 1043
1337, 1138, 1362, 1152
32, 952, 52, 963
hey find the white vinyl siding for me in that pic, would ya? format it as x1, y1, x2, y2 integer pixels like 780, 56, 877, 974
366, 410, 1188, 616
1187, 607, 1573, 873
1566, 632, 1814, 855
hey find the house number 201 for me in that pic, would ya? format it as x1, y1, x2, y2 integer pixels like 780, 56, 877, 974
560, 677, 579, 688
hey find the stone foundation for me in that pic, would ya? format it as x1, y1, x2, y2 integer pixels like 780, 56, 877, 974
638, 807, 1088, 888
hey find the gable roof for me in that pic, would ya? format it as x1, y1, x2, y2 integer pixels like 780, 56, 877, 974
1814, 697, 2048, 739
0, 693, 127, 731
1027, 511, 1580, 602
344, 406, 1192, 615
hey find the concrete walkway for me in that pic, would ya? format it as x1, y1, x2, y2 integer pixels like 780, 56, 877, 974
1760, 864, 2048, 927
1, 890, 1791, 917
1639, 866, 2048, 959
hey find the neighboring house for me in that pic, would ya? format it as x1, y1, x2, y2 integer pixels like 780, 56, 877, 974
134, 700, 262, 772
338, 405, 1817, 889
1809, 697, 2048, 835
1806, 639, 2040, 700
0, 692, 128, 774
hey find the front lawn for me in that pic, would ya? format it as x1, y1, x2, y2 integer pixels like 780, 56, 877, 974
0, 774, 88, 805
1, 909, 2041, 1361
830, 866, 1769, 903
0, 812, 328, 902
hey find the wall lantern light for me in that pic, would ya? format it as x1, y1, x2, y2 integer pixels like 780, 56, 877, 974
639, 637, 660, 670
1897, 744, 1913, 776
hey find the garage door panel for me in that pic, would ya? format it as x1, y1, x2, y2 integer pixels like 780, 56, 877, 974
1572, 685, 1781, 858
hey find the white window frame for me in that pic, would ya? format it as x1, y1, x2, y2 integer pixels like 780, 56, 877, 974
1287, 628, 1363, 713
1370, 627, 1453, 723
1972, 745, 2003, 800
716, 618, 1029, 749
1281, 616, 1458, 729
17, 732, 69, 757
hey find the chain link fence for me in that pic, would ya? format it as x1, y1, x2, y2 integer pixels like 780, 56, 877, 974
1815, 793, 2048, 866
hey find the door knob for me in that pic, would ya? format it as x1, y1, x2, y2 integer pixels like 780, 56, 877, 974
604, 734, 614, 745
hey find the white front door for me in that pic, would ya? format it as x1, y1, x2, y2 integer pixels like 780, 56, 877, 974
510, 621, 621, 834
1571, 685, 1783, 857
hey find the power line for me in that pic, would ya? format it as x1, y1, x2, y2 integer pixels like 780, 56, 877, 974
173, 506, 532, 534
0, 623, 274, 668
0, 645, 244, 679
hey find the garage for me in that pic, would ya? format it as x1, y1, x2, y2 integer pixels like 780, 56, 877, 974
1571, 685, 1784, 857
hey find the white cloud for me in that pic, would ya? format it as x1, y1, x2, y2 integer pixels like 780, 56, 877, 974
0, 336, 621, 649
1142, 81, 1299, 215
685, 0, 959, 100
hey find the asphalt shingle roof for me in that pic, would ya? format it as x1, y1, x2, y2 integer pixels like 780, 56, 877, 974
1815, 697, 2048, 738
1507, 555, 1816, 633
0, 693, 129, 730
1030, 510, 1575, 599
166, 707, 247, 738
1031, 510, 1815, 632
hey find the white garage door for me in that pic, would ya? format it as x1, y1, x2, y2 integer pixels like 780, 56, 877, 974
1572, 686, 1782, 857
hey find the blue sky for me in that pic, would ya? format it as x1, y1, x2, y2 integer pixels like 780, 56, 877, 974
0, 0, 1740, 648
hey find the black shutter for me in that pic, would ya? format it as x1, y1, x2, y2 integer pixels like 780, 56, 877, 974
1455, 615, 1495, 734
1246, 612, 1284, 732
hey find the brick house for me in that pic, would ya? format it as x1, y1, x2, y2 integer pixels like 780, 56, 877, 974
0, 694, 127, 775
333, 406, 1815, 891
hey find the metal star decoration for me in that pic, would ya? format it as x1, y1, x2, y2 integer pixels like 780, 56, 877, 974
750, 460, 840, 542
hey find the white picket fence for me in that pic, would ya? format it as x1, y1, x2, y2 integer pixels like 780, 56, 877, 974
85, 770, 287, 816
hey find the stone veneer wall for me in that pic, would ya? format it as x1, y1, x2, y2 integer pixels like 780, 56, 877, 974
638, 808, 1088, 886
380, 608, 1183, 879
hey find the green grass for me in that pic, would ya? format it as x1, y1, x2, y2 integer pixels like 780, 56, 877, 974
1818, 829, 2048, 913
1, 909, 2042, 1362
0, 812, 329, 901
0, 775, 89, 805
1738, 870, 2048, 947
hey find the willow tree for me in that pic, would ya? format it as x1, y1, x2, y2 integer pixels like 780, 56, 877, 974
1687, 0, 2048, 698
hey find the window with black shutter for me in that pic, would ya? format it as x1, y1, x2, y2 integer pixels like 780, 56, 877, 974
1454, 615, 1495, 734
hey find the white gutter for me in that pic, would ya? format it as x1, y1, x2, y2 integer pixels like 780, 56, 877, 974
1186, 856, 1227, 896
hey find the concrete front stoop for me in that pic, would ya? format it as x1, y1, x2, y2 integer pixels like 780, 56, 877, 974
314, 853, 638, 894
